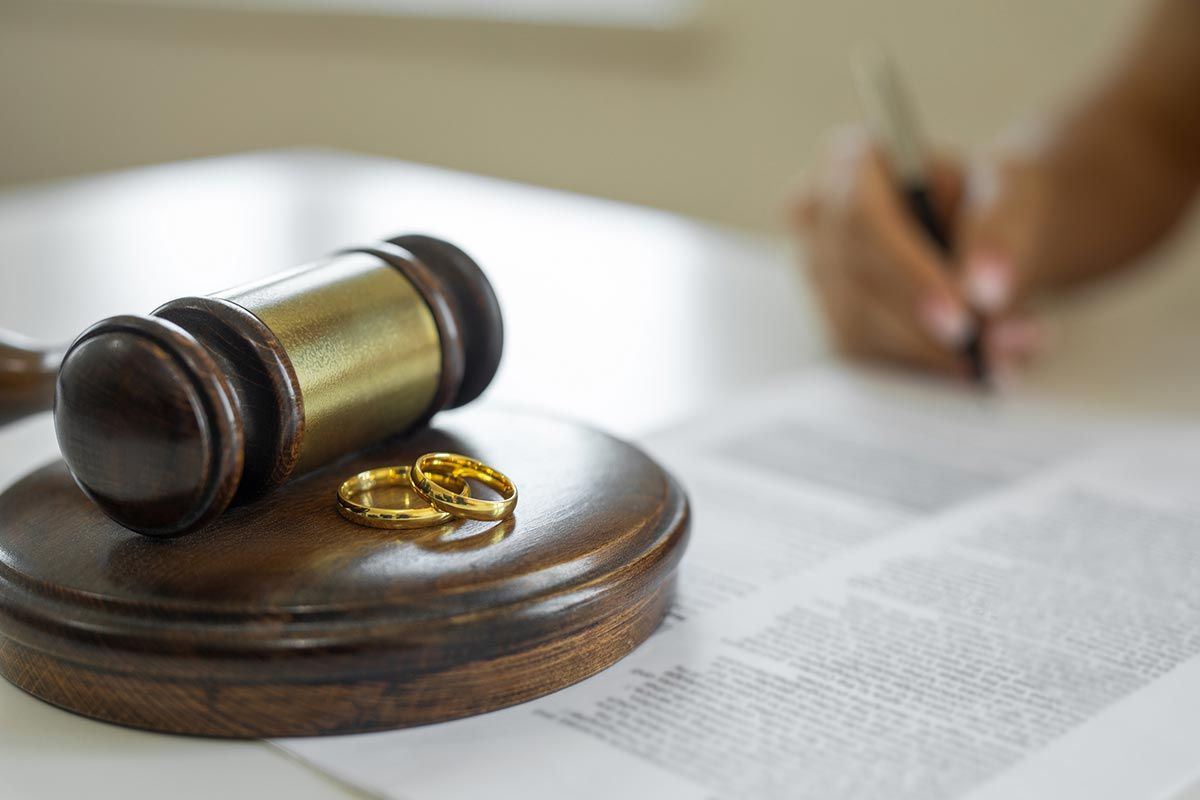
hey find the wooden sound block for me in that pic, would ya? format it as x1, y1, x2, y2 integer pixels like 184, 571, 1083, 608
0, 411, 689, 738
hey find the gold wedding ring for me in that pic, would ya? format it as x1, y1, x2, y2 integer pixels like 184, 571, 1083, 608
411, 452, 518, 522
337, 466, 470, 529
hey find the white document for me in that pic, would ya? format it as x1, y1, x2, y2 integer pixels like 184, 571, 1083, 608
278, 365, 1200, 800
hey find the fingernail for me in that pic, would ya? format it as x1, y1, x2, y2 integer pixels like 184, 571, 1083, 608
965, 254, 1012, 313
920, 296, 973, 348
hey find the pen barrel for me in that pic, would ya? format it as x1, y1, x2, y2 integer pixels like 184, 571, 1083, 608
902, 185, 988, 382
904, 185, 951, 252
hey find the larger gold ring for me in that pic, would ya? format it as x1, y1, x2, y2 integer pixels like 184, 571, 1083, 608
411, 453, 518, 522
337, 466, 470, 529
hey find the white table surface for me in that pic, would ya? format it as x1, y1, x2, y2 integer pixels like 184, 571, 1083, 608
1, 150, 1198, 800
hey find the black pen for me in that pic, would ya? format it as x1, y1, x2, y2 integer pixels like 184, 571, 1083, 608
851, 48, 988, 383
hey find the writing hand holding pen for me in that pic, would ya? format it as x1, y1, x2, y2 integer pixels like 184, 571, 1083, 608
792, 0, 1200, 386
852, 49, 988, 382
791, 125, 1046, 383
791, 53, 1045, 383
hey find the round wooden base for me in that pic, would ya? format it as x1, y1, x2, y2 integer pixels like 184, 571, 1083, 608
0, 411, 689, 738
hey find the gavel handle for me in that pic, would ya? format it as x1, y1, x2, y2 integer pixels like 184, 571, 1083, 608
0, 330, 63, 426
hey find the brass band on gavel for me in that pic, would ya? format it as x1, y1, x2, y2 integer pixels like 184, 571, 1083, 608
53, 234, 503, 538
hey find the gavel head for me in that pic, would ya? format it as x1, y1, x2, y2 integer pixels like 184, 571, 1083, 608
53, 234, 503, 537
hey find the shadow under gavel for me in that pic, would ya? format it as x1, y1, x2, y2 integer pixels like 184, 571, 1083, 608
0, 331, 63, 427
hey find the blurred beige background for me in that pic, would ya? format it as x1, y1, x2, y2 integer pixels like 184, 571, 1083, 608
0, 0, 1136, 232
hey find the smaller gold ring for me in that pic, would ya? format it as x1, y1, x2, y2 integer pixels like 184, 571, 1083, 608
411, 453, 518, 522
337, 466, 470, 529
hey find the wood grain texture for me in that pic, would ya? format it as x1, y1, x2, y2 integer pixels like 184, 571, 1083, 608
0, 411, 689, 737
53, 315, 246, 536
387, 234, 504, 409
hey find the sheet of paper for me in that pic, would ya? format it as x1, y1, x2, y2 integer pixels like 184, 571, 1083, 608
277, 365, 1200, 800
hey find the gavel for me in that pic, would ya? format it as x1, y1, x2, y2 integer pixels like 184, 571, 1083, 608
0, 234, 502, 537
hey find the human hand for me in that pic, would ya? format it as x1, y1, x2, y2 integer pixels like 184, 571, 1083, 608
792, 127, 1045, 381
